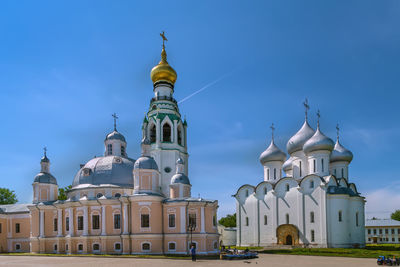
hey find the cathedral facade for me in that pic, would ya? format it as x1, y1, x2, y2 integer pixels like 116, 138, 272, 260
0, 38, 219, 255
234, 104, 365, 248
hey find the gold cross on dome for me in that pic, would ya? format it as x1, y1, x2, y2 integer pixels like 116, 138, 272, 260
160, 31, 168, 48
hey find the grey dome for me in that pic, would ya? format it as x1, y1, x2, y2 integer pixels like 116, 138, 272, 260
287, 120, 315, 154
134, 156, 158, 170
259, 141, 286, 164
171, 173, 190, 185
330, 140, 353, 163
105, 131, 126, 142
303, 128, 334, 154
73, 156, 134, 188
176, 158, 184, 164
282, 156, 293, 171
34, 172, 57, 185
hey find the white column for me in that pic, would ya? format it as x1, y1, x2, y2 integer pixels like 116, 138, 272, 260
200, 206, 205, 233
156, 119, 161, 147
83, 206, 88, 236
173, 120, 178, 144
39, 210, 44, 237
101, 205, 106, 235
68, 208, 73, 236
123, 203, 128, 234
57, 209, 62, 237
180, 206, 186, 233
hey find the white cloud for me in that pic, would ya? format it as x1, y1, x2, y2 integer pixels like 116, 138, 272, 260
364, 182, 400, 219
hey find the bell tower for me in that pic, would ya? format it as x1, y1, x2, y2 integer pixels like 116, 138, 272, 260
143, 32, 188, 197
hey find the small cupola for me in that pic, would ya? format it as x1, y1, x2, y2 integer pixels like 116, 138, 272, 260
329, 124, 353, 180
104, 113, 127, 157
33, 148, 58, 203
170, 158, 191, 199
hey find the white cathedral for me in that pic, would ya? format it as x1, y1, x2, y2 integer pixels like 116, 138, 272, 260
234, 101, 365, 248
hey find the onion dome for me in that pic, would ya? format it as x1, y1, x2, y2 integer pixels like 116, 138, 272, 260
150, 46, 177, 85
331, 140, 353, 163
171, 173, 190, 185
303, 112, 334, 154
105, 130, 126, 143
259, 140, 286, 164
134, 156, 158, 170
41, 155, 49, 163
287, 120, 315, 154
73, 156, 134, 188
34, 172, 57, 185
282, 156, 293, 172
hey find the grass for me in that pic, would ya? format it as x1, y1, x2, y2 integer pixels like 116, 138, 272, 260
259, 244, 400, 259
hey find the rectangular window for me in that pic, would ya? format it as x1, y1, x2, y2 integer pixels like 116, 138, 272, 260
92, 215, 100, 230
77, 216, 83, 231
15, 223, 20, 233
189, 213, 196, 228
141, 214, 150, 228
168, 214, 175, 228
385, 229, 389, 234
356, 213, 359, 227
368, 229, 371, 234
264, 215, 268, 225
0, 223, 2, 233
311, 230, 315, 242
168, 242, 176, 250
310, 181, 314, 189
245, 217, 249, 226
107, 144, 112, 155
264, 187, 267, 194
310, 212, 315, 223
338, 211, 342, 222
213, 215, 217, 227
121, 146, 125, 156
313, 159, 316, 173
66, 217, 69, 231
379, 229, 383, 234
114, 214, 121, 229
374, 229, 377, 235
321, 158, 324, 172
54, 218, 58, 232
392, 229, 395, 234
392, 238, 395, 242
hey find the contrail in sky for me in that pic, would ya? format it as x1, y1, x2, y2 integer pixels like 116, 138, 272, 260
178, 70, 236, 104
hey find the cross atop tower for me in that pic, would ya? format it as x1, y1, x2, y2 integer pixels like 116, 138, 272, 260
303, 98, 310, 120
270, 123, 275, 141
316, 110, 321, 128
160, 31, 168, 49
112, 113, 118, 131
336, 123, 340, 141
43, 146, 47, 157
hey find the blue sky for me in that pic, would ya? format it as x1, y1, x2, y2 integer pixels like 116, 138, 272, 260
0, 0, 399, 219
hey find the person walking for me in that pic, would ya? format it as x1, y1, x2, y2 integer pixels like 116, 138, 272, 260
190, 244, 196, 262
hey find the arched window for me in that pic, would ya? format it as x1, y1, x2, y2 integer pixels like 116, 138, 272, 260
341, 168, 344, 178
356, 212, 359, 227
177, 126, 183, 146
311, 230, 315, 242
142, 242, 151, 251
267, 169, 270, 180
264, 215, 268, 225
286, 184, 290, 192
313, 159, 316, 173
338, 211, 342, 222
299, 161, 302, 177
162, 123, 171, 142
245, 217, 249, 226
121, 145, 125, 156
93, 243, 100, 252
310, 180, 314, 189
310, 212, 315, 223
107, 144, 112, 155
285, 214, 289, 224
114, 193, 121, 198
274, 168, 276, 179
149, 124, 156, 143
264, 187, 267, 195
321, 158, 324, 172
245, 190, 249, 197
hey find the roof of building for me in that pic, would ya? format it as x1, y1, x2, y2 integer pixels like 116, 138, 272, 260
286, 120, 315, 154
366, 219, 400, 227
134, 156, 158, 170
0, 204, 30, 214
34, 172, 58, 185
105, 130, 126, 142
259, 140, 286, 164
171, 173, 191, 185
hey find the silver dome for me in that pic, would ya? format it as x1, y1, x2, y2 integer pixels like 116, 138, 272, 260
303, 128, 334, 154
282, 156, 293, 171
134, 156, 158, 171
171, 173, 190, 185
105, 131, 126, 143
73, 156, 134, 188
34, 172, 57, 185
259, 140, 286, 164
287, 120, 315, 154
330, 140, 353, 163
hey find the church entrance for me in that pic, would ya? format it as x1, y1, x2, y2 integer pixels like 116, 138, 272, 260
277, 224, 299, 246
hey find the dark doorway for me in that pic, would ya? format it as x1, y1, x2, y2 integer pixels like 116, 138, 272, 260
285, 235, 293, 245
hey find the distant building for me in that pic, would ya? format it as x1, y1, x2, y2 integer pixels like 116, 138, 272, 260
365, 219, 400, 244
234, 102, 365, 248
217, 225, 236, 247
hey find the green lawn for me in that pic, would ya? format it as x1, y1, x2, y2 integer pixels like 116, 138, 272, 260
259, 244, 400, 258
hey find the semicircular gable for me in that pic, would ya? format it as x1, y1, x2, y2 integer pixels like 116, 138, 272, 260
298, 174, 325, 187
255, 181, 274, 193
325, 175, 338, 186
273, 177, 298, 190
338, 178, 348, 187
233, 184, 255, 198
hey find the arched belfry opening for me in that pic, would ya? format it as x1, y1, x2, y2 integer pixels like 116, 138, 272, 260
177, 125, 183, 146
149, 124, 156, 143
162, 123, 171, 142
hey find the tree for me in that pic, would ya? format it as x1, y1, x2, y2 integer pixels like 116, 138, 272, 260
218, 213, 236, 228
391, 210, 400, 221
58, 185, 72, 200
0, 187, 18, 205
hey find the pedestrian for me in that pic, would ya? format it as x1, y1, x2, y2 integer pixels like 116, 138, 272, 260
190, 244, 196, 262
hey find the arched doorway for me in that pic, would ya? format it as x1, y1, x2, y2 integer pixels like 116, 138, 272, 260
285, 235, 293, 245
277, 224, 299, 245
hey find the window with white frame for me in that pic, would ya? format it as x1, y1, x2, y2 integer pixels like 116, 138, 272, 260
15, 243, 21, 251
92, 214, 100, 230
168, 242, 176, 251
53, 218, 58, 232
162, 123, 172, 142
141, 214, 150, 228
78, 244, 83, 252
54, 244, 58, 252
189, 213, 196, 228
114, 214, 121, 229
114, 243, 121, 251
93, 243, 100, 252
142, 242, 151, 251
77, 216, 84, 231
168, 214, 175, 228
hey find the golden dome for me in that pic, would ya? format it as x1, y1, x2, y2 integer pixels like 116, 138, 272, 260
150, 47, 177, 85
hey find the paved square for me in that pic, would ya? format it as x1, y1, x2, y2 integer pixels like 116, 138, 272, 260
0, 254, 376, 267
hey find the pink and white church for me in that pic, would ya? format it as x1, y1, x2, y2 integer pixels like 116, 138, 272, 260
0, 38, 219, 255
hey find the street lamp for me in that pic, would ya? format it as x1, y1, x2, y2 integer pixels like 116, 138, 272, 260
187, 223, 196, 252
